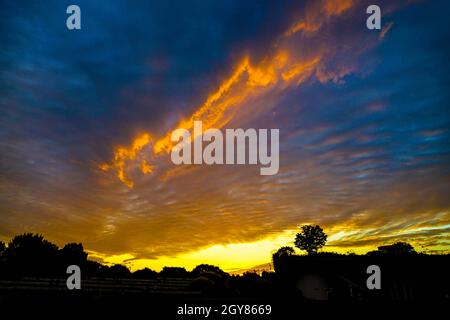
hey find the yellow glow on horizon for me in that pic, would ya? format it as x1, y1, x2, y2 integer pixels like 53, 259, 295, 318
95, 230, 295, 272
89, 223, 450, 274
94, 228, 378, 273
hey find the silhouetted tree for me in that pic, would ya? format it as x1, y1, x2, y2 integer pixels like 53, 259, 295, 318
241, 271, 261, 281
133, 267, 157, 279
272, 246, 295, 272
294, 225, 327, 255
3, 233, 59, 276
368, 242, 417, 256
107, 264, 131, 278
84, 260, 108, 277
190, 275, 217, 294
190, 269, 229, 295
273, 246, 295, 260
160, 267, 189, 278
60, 243, 88, 266
191, 264, 226, 277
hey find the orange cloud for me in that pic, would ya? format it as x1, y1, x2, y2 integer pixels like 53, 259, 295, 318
283, 0, 353, 37
100, 132, 153, 188
100, 0, 356, 188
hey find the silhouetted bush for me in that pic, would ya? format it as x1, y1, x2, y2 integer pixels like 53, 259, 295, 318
273, 246, 296, 272
367, 242, 417, 256
191, 264, 227, 277
261, 271, 277, 281
133, 267, 158, 279
228, 272, 273, 297
107, 264, 131, 278
160, 266, 189, 278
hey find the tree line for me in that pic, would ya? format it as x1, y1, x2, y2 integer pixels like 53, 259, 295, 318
0, 226, 423, 280
0, 233, 233, 279
273, 224, 418, 263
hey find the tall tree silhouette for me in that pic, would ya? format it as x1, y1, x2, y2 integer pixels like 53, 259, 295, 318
3, 233, 59, 276
60, 243, 88, 266
294, 225, 327, 255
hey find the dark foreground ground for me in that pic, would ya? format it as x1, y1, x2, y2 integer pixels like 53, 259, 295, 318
1, 254, 449, 318
0, 276, 447, 319
1, 292, 448, 319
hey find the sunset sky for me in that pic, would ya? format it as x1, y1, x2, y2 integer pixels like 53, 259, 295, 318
0, 0, 449, 272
